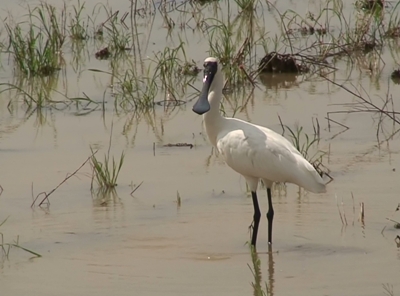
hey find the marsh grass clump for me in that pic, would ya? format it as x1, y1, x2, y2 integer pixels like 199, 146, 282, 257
280, 122, 330, 179
385, 7, 400, 38
385, 26, 400, 38
234, 0, 258, 13
90, 124, 125, 189
6, 24, 62, 77
151, 42, 199, 100
90, 63, 159, 113
153, 43, 188, 83
102, 10, 132, 53
258, 52, 309, 74
5, 3, 66, 77
356, 0, 384, 12
118, 69, 158, 111
178, 60, 201, 76
69, 0, 89, 40
90, 147, 125, 189
284, 125, 321, 162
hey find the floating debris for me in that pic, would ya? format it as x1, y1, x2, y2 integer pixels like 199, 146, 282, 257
179, 61, 201, 76
258, 52, 308, 74
363, 40, 376, 53
300, 26, 315, 36
163, 143, 193, 149
95, 47, 111, 60
192, 0, 219, 6
315, 27, 327, 35
391, 69, 400, 84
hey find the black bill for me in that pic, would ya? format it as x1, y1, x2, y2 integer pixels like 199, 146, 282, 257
192, 61, 217, 115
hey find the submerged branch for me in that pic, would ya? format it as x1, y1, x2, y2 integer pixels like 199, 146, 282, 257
31, 151, 97, 208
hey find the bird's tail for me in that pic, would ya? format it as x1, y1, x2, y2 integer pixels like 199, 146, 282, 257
295, 157, 327, 193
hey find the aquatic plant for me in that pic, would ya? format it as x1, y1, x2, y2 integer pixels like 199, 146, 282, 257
0, 217, 41, 259
90, 124, 125, 189
279, 119, 330, 179
248, 246, 269, 296
5, 3, 66, 77
90, 148, 125, 189
69, 0, 89, 40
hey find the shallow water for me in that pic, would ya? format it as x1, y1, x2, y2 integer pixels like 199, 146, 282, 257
1, 0, 400, 295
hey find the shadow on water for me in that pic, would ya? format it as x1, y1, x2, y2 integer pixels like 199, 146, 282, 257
249, 246, 275, 296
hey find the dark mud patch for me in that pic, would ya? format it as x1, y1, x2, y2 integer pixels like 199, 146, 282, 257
391, 69, 400, 84
95, 47, 111, 60
258, 52, 309, 74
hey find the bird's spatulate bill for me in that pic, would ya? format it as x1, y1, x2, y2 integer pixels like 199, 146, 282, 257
192, 75, 212, 115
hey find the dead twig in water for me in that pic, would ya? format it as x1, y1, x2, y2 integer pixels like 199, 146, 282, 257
336, 194, 346, 226
176, 191, 181, 208
359, 202, 365, 226
341, 198, 348, 226
325, 114, 350, 133
352, 192, 356, 226
322, 76, 400, 125
381, 203, 400, 234
395, 236, 400, 248
163, 143, 193, 149
31, 151, 97, 208
130, 181, 143, 196
0, 185, 3, 196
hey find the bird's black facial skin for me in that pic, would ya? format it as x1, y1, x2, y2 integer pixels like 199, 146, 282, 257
192, 61, 218, 115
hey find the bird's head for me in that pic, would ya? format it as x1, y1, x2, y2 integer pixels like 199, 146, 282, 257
192, 57, 222, 115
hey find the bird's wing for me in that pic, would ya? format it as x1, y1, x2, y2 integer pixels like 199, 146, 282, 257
216, 119, 325, 192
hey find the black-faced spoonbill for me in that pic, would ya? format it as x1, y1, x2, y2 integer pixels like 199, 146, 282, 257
192, 57, 326, 247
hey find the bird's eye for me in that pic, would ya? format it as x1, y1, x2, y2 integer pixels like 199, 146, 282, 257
204, 62, 208, 67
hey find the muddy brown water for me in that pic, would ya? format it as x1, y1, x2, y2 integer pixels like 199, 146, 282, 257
1, 0, 400, 295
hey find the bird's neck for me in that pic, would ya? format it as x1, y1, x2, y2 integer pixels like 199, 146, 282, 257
203, 90, 224, 147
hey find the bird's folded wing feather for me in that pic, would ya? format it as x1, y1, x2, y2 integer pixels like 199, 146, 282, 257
216, 121, 325, 192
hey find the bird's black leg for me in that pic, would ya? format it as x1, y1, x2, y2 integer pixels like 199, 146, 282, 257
266, 188, 274, 244
251, 191, 261, 247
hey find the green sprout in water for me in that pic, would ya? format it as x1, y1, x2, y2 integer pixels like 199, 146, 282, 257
69, 0, 89, 40
248, 245, 269, 296
0, 217, 41, 259
5, 3, 66, 77
90, 147, 125, 189
283, 123, 327, 178
90, 124, 125, 189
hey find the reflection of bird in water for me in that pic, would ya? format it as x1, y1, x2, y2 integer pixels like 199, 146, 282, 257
193, 57, 326, 247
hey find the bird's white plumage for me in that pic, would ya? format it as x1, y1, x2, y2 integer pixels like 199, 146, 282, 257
199, 57, 326, 194
216, 118, 326, 193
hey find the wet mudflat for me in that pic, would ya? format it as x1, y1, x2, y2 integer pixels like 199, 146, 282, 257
1, 0, 400, 295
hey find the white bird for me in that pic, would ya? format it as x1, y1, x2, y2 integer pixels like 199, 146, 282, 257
192, 57, 326, 247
